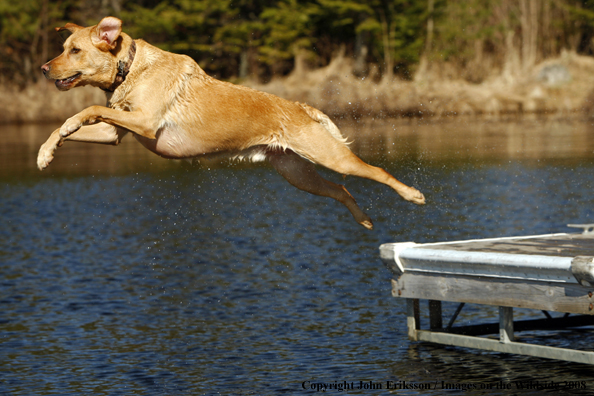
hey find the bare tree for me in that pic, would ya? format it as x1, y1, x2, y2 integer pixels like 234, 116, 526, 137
520, 0, 539, 69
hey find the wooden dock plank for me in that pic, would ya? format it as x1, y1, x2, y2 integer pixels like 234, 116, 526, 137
416, 233, 594, 257
391, 273, 594, 314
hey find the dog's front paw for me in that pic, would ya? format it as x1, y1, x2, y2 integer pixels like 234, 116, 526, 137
37, 142, 56, 170
37, 134, 61, 170
59, 116, 82, 138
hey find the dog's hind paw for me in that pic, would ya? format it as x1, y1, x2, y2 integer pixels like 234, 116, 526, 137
360, 219, 374, 230
403, 187, 426, 205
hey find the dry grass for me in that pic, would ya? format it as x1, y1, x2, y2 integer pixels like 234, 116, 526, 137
0, 81, 104, 124
3, 51, 594, 124
246, 50, 594, 119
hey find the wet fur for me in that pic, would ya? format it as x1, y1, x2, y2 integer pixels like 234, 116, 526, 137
38, 17, 425, 229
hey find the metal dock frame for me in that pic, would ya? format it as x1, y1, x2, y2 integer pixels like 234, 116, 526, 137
382, 231, 594, 364
404, 297, 594, 365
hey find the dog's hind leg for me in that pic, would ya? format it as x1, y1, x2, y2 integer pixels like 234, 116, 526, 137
268, 150, 374, 229
288, 124, 425, 205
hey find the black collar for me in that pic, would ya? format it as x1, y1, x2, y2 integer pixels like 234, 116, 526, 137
102, 40, 136, 93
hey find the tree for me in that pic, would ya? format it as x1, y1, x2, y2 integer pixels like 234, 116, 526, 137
5, 0, 594, 87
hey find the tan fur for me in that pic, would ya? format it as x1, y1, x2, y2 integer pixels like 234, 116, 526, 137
38, 17, 425, 229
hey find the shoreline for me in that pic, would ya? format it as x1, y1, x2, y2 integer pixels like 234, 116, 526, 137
245, 51, 594, 121
2, 52, 594, 125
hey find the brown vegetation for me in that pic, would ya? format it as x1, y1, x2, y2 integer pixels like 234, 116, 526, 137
3, 50, 594, 125
246, 50, 594, 120
0, 83, 104, 124
5, 1, 594, 124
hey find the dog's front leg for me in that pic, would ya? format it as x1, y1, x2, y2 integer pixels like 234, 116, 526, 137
37, 128, 63, 170
60, 105, 159, 140
38, 123, 127, 170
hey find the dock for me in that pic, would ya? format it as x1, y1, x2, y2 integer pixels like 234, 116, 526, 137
380, 226, 594, 364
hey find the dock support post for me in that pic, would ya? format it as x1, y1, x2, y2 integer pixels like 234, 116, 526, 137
446, 303, 465, 331
499, 306, 514, 343
406, 299, 420, 341
428, 300, 442, 330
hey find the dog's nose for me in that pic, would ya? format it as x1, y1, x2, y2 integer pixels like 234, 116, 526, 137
41, 63, 50, 74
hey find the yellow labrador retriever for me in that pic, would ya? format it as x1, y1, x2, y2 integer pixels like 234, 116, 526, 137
39, 16, 425, 229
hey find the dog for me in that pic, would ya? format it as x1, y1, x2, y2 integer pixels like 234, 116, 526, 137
39, 16, 425, 229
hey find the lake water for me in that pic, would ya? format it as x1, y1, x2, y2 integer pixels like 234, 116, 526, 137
1, 116, 594, 395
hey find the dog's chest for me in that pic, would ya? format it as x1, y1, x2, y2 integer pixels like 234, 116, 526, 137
133, 123, 222, 159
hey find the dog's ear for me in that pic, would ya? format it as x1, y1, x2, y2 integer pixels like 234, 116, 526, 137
91, 16, 122, 51
55, 23, 84, 34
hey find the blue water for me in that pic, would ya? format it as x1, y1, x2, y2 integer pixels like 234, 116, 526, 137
1, 118, 594, 394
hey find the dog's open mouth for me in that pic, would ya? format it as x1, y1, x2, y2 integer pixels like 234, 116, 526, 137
55, 73, 82, 90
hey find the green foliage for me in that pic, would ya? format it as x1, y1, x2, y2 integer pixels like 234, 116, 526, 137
3, 0, 594, 85
0, 0, 74, 85
258, 0, 318, 67
0, 0, 39, 43
433, 0, 517, 62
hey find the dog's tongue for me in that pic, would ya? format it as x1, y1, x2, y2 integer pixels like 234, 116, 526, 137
55, 79, 70, 91
55, 74, 79, 90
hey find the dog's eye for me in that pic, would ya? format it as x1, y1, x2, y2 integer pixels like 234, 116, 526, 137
70, 48, 81, 54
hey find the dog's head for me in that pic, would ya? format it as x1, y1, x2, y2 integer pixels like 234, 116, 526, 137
41, 17, 126, 91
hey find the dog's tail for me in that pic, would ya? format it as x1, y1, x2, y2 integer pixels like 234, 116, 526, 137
297, 102, 350, 146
